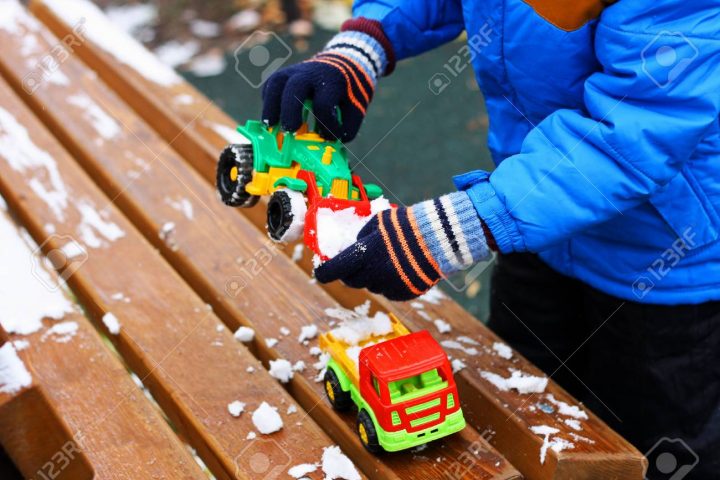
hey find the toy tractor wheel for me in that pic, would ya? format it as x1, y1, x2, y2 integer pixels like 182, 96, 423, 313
324, 369, 352, 411
267, 189, 306, 242
357, 410, 382, 453
216, 144, 259, 208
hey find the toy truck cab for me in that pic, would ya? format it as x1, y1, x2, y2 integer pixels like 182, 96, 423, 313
215, 106, 385, 259
321, 316, 466, 453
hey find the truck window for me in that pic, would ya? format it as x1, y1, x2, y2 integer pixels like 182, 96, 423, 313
387, 368, 448, 403
372, 375, 381, 397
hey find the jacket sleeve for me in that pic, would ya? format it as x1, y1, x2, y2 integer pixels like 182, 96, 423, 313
352, 0, 465, 60
457, 0, 720, 254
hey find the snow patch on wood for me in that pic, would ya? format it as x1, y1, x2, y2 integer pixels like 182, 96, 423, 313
479, 369, 548, 394
0, 343, 32, 394
252, 401, 283, 434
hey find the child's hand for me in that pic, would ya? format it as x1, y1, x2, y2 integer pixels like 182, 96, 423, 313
262, 27, 391, 142
314, 192, 494, 300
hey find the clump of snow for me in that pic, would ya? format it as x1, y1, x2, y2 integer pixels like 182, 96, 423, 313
266, 338, 279, 348
76, 201, 125, 248
186, 49, 227, 77
530, 425, 575, 464
480, 369, 548, 394
291, 243, 304, 262
569, 432, 595, 444
12, 340, 29, 351
313, 352, 330, 382
292, 361, 306, 372
252, 402, 283, 434
165, 197, 194, 220
279, 326, 290, 336
418, 287, 446, 305
67, 93, 121, 141
0, 213, 75, 335
434, 319, 451, 334
246, 366, 255, 373
269, 359, 294, 383
321, 446, 361, 480
154, 40, 201, 68
288, 463, 318, 479
102, 312, 121, 335
298, 324, 318, 343
546, 394, 588, 420
457, 336, 480, 346
286, 404, 297, 414
174, 94, 194, 106
273, 189, 307, 243
451, 358, 467, 373
315, 197, 391, 259
189, 19, 220, 38
440, 340, 479, 356
0, 343, 32, 394
234, 326, 255, 343
44, 0, 182, 85
246, 431, 257, 440
492, 342, 513, 360
564, 419, 581, 431
0, 107, 69, 220
309, 346, 322, 356
41, 321, 79, 343
325, 302, 393, 345
227, 400, 246, 417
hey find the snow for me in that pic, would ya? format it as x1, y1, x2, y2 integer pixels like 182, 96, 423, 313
309, 346, 322, 356
102, 312, 121, 335
480, 369, 548, 394
291, 243, 304, 262
564, 419, 582, 431
0, 343, 32, 394
174, 94, 194, 106
292, 361, 306, 372
227, 400, 246, 417
0, 212, 75, 335
61, 240, 86, 260
41, 321, 79, 343
457, 336, 480, 346
451, 358, 467, 373
154, 40, 200, 68
286, 404, 297, 414
206, 122, 250, 145
246, 366, 255, 373
12, 340, 29, 351
288, 463, 318, 479
226, 10, 261, 32
266, 338, 279, 348
0, 107, 69, 220
76, 201, 125, 248
246, 431, 257, 440
269, 359, 294, 383
67, 94, 121, 141
189, 19, 221, 38
321, 446, 361, 480
315, 197, 391, 259
275, 189, 307, 243
0, 1, 42, 35
313, 352, 330, 382
280, 326, 291, 336
187, 50, 227, 77
492, 342, 513, 360
433, 319, 451, 334
234, 326, 255, 343
530, 425, 574, 464
418, 287, 446, 304
326, 305, 393, 346
165, 197, 194, 220
546, 394, 588, 420
252, 402, 283, 434
105, 4, 157, 35
44, 0, 182, 86
440, 340, 479, 356
298, 324, 318, 343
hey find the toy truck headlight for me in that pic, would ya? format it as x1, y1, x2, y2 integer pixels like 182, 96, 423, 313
391, 411, 401, 426
447, 393, 455, 408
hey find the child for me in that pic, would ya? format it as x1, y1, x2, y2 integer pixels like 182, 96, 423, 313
261, 1, 720, 476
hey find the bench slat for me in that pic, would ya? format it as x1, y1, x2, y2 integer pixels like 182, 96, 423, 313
3, 4, 519, 479
0, 74, 357, 480
0, 207, 204, 479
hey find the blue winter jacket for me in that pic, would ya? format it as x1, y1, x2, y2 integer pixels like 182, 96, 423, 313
354, 0, 720, 304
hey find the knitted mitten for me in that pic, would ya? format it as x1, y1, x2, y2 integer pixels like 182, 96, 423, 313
261, 18, 394, 142
314, 191, 493, 300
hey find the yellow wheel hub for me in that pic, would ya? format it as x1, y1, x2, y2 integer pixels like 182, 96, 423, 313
358, 423, 369, 445
229, 166, 238, 182
325, 381, 335, 402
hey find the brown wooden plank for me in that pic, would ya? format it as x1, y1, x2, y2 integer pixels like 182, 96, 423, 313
0, 205, 204, 480
0, 68, 354, 480
4, 4, 519, 480
30, 1, 647, 478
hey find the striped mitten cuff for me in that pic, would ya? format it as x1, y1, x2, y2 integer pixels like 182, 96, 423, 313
314, 191, 492, 301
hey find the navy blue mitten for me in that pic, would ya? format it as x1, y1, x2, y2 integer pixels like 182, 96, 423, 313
262, 19, 394, 142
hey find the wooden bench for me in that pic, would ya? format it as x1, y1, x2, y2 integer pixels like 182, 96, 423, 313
0, 1, 647, 478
